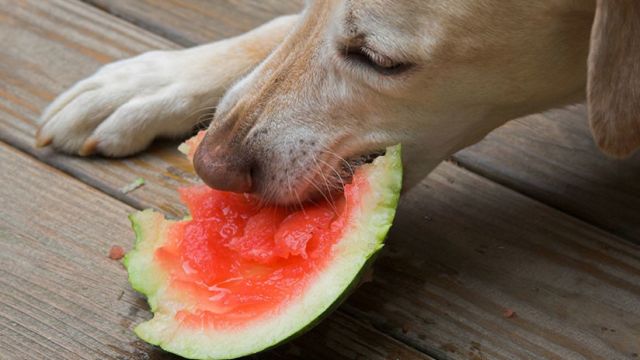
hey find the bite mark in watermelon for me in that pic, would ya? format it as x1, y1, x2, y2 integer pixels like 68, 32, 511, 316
125, 132, 402, 359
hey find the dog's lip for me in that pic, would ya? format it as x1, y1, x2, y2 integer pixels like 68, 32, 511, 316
268, 149, 386, 206
347, 149, 386, 166
339, 149, 386, 179
297, 150, 385, 202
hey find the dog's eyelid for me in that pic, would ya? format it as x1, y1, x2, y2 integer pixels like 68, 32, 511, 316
340, 44, 413, 76
360, 46, 397, 68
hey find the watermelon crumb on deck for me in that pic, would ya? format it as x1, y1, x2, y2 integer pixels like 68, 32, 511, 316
124, 133, 402, 360
177, 130, 206, 162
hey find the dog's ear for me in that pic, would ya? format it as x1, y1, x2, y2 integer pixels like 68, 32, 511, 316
587, 0, 640, 158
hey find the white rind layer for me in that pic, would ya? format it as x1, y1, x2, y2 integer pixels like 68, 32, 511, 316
124, 144, 402, 360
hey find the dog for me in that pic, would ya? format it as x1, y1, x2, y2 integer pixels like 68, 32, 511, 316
35, 0, 639, 205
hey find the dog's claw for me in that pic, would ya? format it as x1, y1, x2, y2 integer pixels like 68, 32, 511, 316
79, 138, 99, 156
34, 129, 53, 148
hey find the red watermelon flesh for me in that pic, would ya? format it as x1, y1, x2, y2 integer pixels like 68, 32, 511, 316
125, 132, 402, 359
151, 166, 368, 329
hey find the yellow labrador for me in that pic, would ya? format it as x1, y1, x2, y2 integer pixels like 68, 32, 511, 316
36, 0, 639, 204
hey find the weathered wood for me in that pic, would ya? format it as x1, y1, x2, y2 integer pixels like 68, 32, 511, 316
454, 106, 640, 241
78, 0, 640, 243
0, 142, 179, 360
2, 1, 640, 359
0, 0, 192, 217
83, 0, 304, 45
0, 142, 433, 360
346, 164, 640, 359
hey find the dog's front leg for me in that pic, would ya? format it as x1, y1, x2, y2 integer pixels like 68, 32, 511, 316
35, 15, 298, 157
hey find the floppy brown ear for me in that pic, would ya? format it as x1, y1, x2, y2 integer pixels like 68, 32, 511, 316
587, 0, 640, 158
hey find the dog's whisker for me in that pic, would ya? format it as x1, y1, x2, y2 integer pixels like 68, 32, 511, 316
194, 107, 217, 120
320, 145, 352, 171
317, 157, 346, 193
294, 191, 307, 216
287, 172, 306, 216
320, 146, 354, 179
194, 112, 215, 128
187, 105, 217, 117
303, 172, 330, 203
302, 172, 337, 215
311, 154, 337, 211
183, 105, 217, 124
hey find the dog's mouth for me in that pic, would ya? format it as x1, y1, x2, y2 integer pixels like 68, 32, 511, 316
267, 149, 387, 207
293, 149, 386, 205
349, 150, 387, 167
339, 150, 386, 181
312, 149, 386, 194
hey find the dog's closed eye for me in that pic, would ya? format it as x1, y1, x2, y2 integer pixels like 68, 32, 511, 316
341, 45, 412, 76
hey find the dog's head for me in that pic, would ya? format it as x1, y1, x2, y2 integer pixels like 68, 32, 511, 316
195, 0, 639, 205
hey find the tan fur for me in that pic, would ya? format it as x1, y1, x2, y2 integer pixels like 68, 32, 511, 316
587, 0, 640, 158
38, 0, 639, 204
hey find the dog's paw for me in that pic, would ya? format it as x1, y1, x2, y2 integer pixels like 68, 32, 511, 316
36, 49, 220, 157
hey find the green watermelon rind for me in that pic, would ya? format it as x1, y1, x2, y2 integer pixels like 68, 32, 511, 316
124, 144, 402, 360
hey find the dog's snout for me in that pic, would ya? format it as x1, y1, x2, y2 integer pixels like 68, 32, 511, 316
193, 135, 253, 193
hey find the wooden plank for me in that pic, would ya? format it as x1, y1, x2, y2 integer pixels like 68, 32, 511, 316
2, 1, 640, 359
0, 0, 194, 217
0, 3, 432, 357
83, 0, 304, 45
0, 142, 177, 360
345, 164, 640, 360
78, 1, 640, 242
454, 106, 640, 240
0, 141, 433, 360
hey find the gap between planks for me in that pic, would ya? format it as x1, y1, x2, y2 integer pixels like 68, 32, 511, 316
77, 0, 640, 245
0, 140, 435, 360
2, 1, 639, 359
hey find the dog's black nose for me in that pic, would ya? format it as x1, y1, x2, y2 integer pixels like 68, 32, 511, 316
193, 133, 253, 193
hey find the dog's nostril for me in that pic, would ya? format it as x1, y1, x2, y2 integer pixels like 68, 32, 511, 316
193, 140, 253, 194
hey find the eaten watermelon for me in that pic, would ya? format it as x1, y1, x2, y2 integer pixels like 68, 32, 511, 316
124, 133, 402, 359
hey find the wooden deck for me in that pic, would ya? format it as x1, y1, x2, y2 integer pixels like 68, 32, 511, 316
1, 1, 639, 359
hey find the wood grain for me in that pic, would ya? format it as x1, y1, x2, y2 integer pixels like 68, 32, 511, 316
0, 142, 181, 360
83, 0, 304, 45
0, 0, 194, 217
454, 107, 640, 241
0, 142, 433, 360
346, 164, 640, 360
2, 0, 640, 359
77, 0, 640, 242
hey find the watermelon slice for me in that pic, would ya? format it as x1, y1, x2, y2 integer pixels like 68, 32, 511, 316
124, 133, 402, 359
